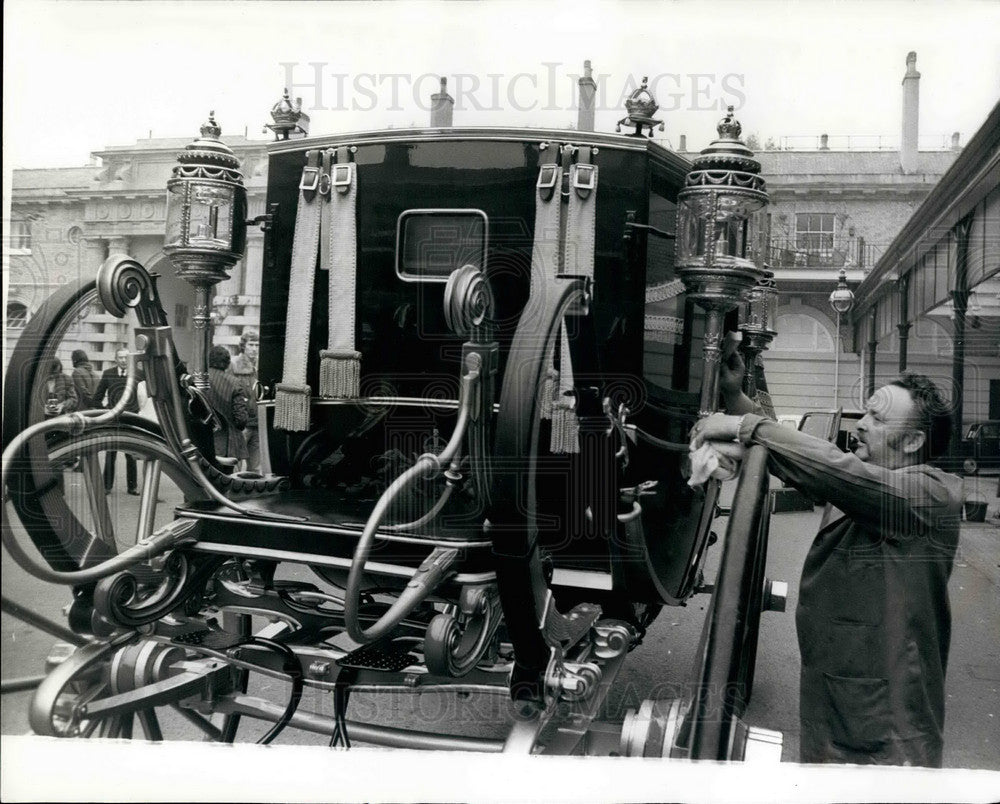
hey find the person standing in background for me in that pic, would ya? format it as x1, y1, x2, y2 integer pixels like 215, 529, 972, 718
207, 345, 249, 466
93, 347, 142, 494
40, 358, 78, 418
228, 329, 260, 472
70, 349, 99, 411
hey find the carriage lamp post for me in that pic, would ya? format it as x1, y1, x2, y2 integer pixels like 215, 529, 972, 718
675, 106, 770, 415
163, 113, 248, 390
739, 274, 778, 401
829, 268, 855, 408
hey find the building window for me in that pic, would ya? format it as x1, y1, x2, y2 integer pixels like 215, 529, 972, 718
795, 213, 835, 257
174, 303, 189, 328
8, 219, 32, 253
6, 302, 29, 329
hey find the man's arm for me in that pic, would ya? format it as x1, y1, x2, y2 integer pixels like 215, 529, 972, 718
694, 413, 961, 534
719, 333, 765, 416
61, 380, 78, 413
92, 373, 109, 408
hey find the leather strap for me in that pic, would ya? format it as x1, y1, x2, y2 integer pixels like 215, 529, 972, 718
274, 150, 323, 431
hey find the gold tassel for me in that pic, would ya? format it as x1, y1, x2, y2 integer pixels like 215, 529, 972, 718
318, 349, 361, 398
274, 383, 312, 431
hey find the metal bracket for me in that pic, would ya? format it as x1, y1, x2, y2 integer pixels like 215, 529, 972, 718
623, 211, 676, 243
245, 203, 276, 233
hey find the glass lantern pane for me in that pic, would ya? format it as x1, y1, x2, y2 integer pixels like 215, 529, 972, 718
189, 184, 235, 249
745, 208, 770, 269
164, 183, 189, 248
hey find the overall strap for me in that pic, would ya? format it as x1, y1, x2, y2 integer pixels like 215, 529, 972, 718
318, 146, 361, 398
274, 149, 325, 431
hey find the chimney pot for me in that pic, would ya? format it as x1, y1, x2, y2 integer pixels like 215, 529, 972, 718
577, 59, 597, 132
951, 131, 961, 150
900, 51, 920, 173
430, 75, 454, 128
679, 134, 687, 152
820, 134, 830, 150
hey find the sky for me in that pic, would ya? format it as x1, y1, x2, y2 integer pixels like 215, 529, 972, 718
3, 0, 1000, 173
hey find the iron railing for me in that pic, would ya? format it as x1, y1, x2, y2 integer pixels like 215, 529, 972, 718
768, 238, 883, 270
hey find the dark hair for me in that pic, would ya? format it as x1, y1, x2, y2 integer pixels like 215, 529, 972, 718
71, 349, 89, 366
50, 358, 63, 374
239, 329, 259, 351
208, 345, 231, 370
889, 373, 952, 459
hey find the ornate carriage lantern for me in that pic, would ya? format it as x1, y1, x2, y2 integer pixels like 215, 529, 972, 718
163, 112, 247, 388
739, 274, 779, 401
675, 106, 770, 414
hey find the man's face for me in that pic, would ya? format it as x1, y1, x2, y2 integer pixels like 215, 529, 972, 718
244, 339, 259, 361
115, 350, 128, 370
854, 384, 921, 468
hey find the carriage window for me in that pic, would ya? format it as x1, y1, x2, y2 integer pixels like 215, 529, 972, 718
396, 209, 487, 282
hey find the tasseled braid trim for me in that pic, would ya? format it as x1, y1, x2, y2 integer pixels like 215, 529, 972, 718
318, 349, 361, 398
549, 399, 580, 454
539, 366, 559, 420
274, 383, 312, 431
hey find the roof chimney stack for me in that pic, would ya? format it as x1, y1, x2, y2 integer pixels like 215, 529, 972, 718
577, 60, 596, 132
900, 51, 920, 174
678, 134, 687, 152
430, 77, 454, 127
819, 133, 829, 150
951, 131, 962, 151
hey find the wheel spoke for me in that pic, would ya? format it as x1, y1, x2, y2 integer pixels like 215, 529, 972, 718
136, 459, 163, 543
137, 709, 163, 741
80, 451, 114, 551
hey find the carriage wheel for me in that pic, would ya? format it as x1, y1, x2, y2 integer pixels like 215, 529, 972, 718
488, 275, 601, 702
687, 444, 771, 760
38, 424, 205, 560
734, 498, 771, 715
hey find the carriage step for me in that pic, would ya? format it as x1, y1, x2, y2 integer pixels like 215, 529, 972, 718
338, 640, 418, 672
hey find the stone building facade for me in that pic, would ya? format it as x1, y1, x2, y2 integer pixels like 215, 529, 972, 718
755, 146, 960, 413
5, 132, 269, 373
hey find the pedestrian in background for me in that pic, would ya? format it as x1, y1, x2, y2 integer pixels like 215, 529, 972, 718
71, 349, 99, 410
94, 347, 141, 494
228, 329, 260, 472
694, 362, 962, 767
40, 358, 78, 418
206, 345, 249, 466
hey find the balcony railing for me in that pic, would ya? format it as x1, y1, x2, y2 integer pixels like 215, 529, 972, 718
768, 238, 883, 270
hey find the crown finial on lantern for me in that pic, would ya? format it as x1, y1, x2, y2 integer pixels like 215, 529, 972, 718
717, 106, 742, 140
200, 111, 222, 140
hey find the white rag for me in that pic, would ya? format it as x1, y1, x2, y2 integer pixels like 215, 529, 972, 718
687, 441, 745, 487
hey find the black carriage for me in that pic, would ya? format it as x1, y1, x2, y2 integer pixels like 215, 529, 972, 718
2, 90, 781, 760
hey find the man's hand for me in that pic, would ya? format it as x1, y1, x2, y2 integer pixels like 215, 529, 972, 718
690, 413, 743, 448
719, 332, 746, 399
